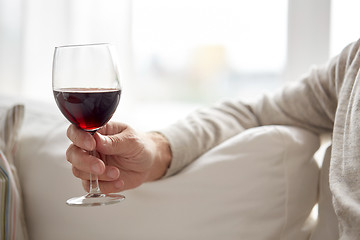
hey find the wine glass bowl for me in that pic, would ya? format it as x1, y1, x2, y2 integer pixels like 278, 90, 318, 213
52, 43, 125, 206
53, 88, 121, 132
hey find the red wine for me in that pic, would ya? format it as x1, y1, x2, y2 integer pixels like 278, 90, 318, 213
53, 88, 121, 131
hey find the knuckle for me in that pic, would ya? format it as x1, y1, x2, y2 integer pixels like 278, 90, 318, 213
66, 124, 78, 142
66, 144, 75, 163
126, 132, 143, 146
72, 167, 80, 178
108, 135, 122, 146
66, 125, 72, 139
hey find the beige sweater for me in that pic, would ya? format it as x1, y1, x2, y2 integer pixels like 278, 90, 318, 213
160, 39, 360, 239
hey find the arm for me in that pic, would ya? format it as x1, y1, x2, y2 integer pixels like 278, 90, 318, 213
160, 39, 360, 177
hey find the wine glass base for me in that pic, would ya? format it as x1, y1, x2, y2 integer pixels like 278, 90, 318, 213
66, 193, 125, 207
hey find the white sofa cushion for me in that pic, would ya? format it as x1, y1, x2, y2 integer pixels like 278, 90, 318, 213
16, 99, 320, 240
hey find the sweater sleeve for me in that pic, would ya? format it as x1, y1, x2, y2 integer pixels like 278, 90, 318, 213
159, 39, 359, 177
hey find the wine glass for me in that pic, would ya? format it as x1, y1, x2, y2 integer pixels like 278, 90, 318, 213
52, 43, 125, 206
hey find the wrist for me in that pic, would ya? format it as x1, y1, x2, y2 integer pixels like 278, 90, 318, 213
145, 132, 172, 181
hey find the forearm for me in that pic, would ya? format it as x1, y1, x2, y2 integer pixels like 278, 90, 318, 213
159, 100, 261, 176
159, 53, 343, 177
155, 39, 358, 178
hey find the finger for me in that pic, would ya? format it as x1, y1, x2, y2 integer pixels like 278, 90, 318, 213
66, 144, 105, 175
82, 170, 147, 193
94, 129, 144, 156
67, 124, 96, 151
72, 166, 120, 181
82, 179, 125, 194
97, 122, 128, 135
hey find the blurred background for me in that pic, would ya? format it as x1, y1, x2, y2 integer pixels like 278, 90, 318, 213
0, 0, 359, 128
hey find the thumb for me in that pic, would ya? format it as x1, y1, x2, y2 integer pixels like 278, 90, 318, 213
94, 131, 141, 156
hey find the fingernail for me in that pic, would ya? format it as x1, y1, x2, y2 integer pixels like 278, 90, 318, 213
115, 179, 124, 189
91, 163, 102, 175
107, 168, 119, 179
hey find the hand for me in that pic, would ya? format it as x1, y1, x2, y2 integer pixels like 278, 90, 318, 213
66, 122, 171, 193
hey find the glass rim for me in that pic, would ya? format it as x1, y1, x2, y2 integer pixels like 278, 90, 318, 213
55, 43, 111, 49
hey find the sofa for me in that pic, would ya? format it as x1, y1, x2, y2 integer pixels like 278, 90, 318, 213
0, 96, 339, 240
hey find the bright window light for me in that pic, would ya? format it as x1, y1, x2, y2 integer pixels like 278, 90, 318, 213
132, 0, 288, 103
330, 0, 360, 57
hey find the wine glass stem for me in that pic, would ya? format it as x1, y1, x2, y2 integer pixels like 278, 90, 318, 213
89, 150, 102, 196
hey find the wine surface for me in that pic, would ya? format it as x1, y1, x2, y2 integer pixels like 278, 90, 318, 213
54, 88, 121, 131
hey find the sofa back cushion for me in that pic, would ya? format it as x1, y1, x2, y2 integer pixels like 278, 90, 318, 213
16, 99, 320, 240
